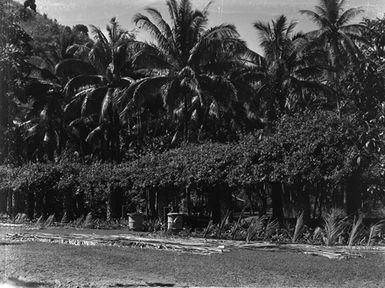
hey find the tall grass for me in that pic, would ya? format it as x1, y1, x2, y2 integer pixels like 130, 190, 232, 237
44, 214, 55, 227
35, 215, 43, 225
14, 213, 28, 224
313, 226, 323, 242
322, 209, 346, 246
216, 210, 231, 238
367, 221, 384, 246
292, 211, 304, 243
264, 218, 279, 240
75, 215, 84, 227
348, 216, 362, 247
246, 216, 264, 242
60, 212, 68, 224
203, 220, 213, 238
82, 212, 94, 228
143, 218, 164, 232
231, 208, 245, 239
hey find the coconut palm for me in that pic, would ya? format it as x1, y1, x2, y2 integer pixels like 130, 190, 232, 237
58, 18, 136, 162
252, 15, 330, 123
300, 0, 364, 71
13, 23, 98, 163
300, 0, 365, 110
64, 17, 134, 81
16, 81, 64, 162
119, 0, 254, 142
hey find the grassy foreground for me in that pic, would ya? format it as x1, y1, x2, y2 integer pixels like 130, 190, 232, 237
1, 227, 385, 287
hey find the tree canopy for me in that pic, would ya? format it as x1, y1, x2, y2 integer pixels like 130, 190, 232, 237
1, 0, 385, 221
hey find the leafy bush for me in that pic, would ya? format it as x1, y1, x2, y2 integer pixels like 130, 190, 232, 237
0, 110, 384, 224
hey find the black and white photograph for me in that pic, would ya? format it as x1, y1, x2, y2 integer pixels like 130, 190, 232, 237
1, 0, 385, 287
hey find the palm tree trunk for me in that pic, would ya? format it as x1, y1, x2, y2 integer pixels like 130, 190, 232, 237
330, 41, 342, 116
298, 183, 311, 223
346, 171, 362, 216
0, 72, 4, 163
271, 182, 284, 222
0, 189, 6, 214
183, 93, 189, 142
0, 68, 9, 163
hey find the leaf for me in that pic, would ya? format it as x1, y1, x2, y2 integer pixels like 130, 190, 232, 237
348, 215, 363, 247
86, 125, 105, 144
81, 87, 108, 117
55, 59, 97, 79
292, 211, 304, 243
132, 76, 172, 107
63, 75, 106, 99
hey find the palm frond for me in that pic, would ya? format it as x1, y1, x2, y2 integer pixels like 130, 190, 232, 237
116, 79, 147, 108
55, 59, 97, 79
90, 25, 109, 49
274, 15, 289, 37
240, 48, 265, 67
132, 76, 173, 107
166, 0, 179, 27
292, 211, 304, 243
89, 43, 111, 74
314, 5, 328, 19
81, 87, 108, 117
253, 21, 271, 40
299, 10, 331, 28
264, 219, 279, 239
189, 24, 240, 64
178, 0, 193, 25
337, 7, 364, 27
106, 17, 124, 44
323, 209, 346, 246
348, 215, 362, 247
145, 7, 173, 41
286, 20, 298, 37
190, 8, 209, 40
367, 221, 384, 246
246, 216, 264, 242
86, 125, 105, 144
63, 75, 106, 99
99, 88, 114, 123
313, 226, 324, 242
201, 60, 243, 75
131, 49, 174, 71
319, 0, 339, 24
338, 31, 360, 60
133, 13, 174, 57
163, 78, 180, 113
65, 44, 91, 59
339, 24, 366, 35
63, 94, 87, 123
199, 75, 238, 111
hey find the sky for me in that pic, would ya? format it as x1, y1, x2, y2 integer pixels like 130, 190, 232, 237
14, 0, 385, 53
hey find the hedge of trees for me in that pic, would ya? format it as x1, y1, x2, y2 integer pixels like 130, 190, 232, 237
1, 0, 385, 223
1, 110, 385, 222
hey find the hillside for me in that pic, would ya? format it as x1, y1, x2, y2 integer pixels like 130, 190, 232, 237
8, 0, 65, 45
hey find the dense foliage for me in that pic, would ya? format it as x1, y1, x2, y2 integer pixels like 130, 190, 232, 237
1, 0, 385, 223
1, 110, 385, 221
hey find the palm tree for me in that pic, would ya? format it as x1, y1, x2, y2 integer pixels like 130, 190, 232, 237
65, 17, 134, 81
252, 15, 329, 123
59, 18, 136, 162
16, 81, 64, 162
300, 0, 365, 111
14, 24, 98, 163
120, 0, 253, 142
